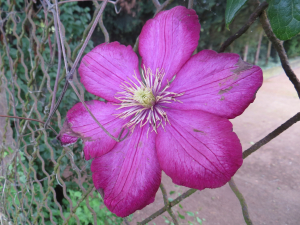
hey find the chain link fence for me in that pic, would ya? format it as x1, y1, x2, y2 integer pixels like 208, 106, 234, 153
0, 0, 299, 224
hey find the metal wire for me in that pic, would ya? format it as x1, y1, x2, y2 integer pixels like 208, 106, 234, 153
0, 1, 109, 224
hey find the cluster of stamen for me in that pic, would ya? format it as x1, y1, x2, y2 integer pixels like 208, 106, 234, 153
115, 66, 184, 133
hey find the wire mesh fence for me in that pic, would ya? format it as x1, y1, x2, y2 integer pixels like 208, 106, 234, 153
0, 0, 299, 224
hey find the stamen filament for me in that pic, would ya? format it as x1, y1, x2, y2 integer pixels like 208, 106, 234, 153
114, 67, 183, 132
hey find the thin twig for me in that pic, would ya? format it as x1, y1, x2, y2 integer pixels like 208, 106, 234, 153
68, 81, 129, 142
58, 0, 118, 5
133, 36, 139, 53
53, 0, 69, 73
219, 1, 269, 53
160, 183, 179, 225
20, 102, 35, 135
137, 189, 197, 225
62, 0, 130, 142
259, 10, 300, 99
46, 0, 62, 113
152, 0, 161, 9
133, 0, 173, 52
43, 0, 67, 128
68, 0, 108, 79
44, 0, 111, 135
139, 6, 299, 223
228, 178, 253, 225
41, 0, 53, 58
188, 0, 194, 9
123, 218, 130, 225
43, 0, 69, 73
243, 112, 300, 159
44, 80, 69, 129
155, 0, 173, 16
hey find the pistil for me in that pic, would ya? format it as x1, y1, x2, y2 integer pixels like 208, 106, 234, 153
133, 87, 155, 108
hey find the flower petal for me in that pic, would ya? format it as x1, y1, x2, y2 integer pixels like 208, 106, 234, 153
57, 100, 128, 160
78, 42, 141, 102
168, 50, 263, 119
91, 126, 161, 217
139, 6, 200, 87
156, 109, 243, 190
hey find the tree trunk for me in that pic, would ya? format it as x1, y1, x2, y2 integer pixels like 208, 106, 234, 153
243, 42, 249, 62
265, 40, 272, 65
254, 30, 263, 65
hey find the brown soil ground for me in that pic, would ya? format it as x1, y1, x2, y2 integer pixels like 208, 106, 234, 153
131, 65, 300, 225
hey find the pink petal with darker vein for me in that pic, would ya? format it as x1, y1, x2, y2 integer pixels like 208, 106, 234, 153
139, 6, 200, 88
57, 100, 128, 160
168, 50, 263, 119
79, 42, 141, 102
156, 109, 243, 190
91, 126, 161, 217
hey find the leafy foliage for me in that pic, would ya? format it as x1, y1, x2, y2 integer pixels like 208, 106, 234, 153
285, 34, 300, 57
267, 0, 300, 40
2, 149, 122, 224
225, 0, 248, 29
102, 0, 156, 45
62, 191, 123, 225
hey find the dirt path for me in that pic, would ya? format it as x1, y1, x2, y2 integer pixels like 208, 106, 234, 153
132, 66, 300, 225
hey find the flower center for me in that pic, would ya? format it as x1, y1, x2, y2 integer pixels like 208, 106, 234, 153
133, 87, 155, 108
115, 67, 183, 132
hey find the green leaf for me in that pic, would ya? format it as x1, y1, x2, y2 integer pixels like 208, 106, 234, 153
169, 191, 175, 195
196, 217, 202, 224
163, 216, 170, 224
186, 211, 195, 217
177, 212, 185, 220
225, 0, 248, 29
73, 191, 82, 198
267, 0, 300, 40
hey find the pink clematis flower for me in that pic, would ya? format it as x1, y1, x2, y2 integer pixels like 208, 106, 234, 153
58, 6, 263, 217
